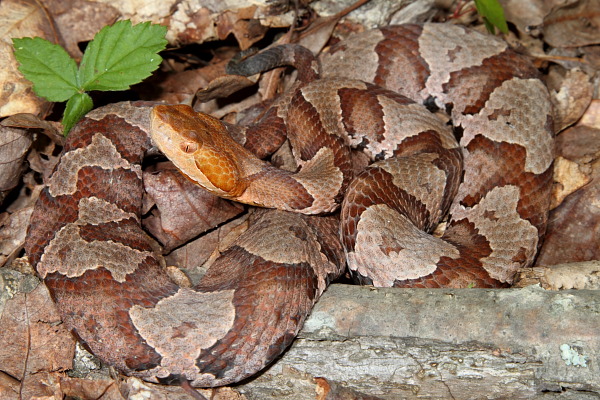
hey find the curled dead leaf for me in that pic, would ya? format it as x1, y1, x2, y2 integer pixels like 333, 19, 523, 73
0, 126, 32, 193
516, 261, 600, 290
0, 0, 56, 117
0, 208, 34, 268
551, 156, 591, 209
45, 0, 120, 59
142, 163, 244, 251
165, 214, 250, 285
501, 0, 565, 34
578, 99, 600, 129
315, 376, 385, 400
216, 7, 268, 50
195, 74, 259, 103
536, 125, 600, 266
547, 68, 593, 132
2, 113, 63, 144
543, 0, 600, 47
0, 270, 76, 382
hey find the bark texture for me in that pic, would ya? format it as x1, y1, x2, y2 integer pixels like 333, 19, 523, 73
237, 284, 599, 399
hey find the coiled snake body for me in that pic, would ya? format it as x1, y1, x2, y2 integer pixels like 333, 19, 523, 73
25, 23, 553, 387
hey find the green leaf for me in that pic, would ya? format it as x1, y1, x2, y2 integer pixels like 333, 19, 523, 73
79, 20, 167, 91
62, 92, 94, 136
474, 0, 508, 34
12, 37, 79, 102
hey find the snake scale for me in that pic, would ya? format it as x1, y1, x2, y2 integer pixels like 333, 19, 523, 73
25, 23, 554, 387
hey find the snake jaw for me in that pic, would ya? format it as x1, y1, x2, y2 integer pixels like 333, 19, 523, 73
194, 147, 246, 196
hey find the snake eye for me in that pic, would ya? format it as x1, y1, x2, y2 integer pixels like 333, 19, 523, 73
180, 141, 199, 153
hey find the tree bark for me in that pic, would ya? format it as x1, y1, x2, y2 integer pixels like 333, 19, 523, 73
237, 284, 600, 399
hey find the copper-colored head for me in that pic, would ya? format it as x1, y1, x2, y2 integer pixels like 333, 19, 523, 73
150, 104, 247, 197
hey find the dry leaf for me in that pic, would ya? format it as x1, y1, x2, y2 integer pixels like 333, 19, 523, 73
499, 0, 567, 34
89, 0, 174, 27
122, 0, 295, 46
1, 113, 63, 184
582, 45, 600, 71
543, 0, 600, 47
0, 272, 76, 380
154, 50, 238, 106
0, 371, 19, 400
271, 140, 298, 171
165, 214, 250, 285
551, 156, 591, 209
0, 207, 33, 267
517, 261, 600, 290
0, 0, 56, 117
195, 74, 259, 104
166, 265, 192, 288
155, 69, 211, 105
536, 125, 600, 266
547, 67, 593, 132
143, 164, 244, 251
120, 377, 245, 400
59, 376, 122, 400
216, 7, 268, 50
2, 113, 63, 142
0, 126, 32, 193
20, 372, 60, 400
315, 377, 385, 400
578, 99, 600, 129
45, 0, 120, 59
297, 18, 339, 55
313, 0, 434, 29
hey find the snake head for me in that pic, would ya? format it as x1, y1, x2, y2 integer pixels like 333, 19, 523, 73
150, 104, 247, 197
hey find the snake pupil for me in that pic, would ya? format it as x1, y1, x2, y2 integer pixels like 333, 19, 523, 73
181, 141, 199, 153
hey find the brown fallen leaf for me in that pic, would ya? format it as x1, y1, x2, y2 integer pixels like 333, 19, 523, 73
582, 44, 600, 72
143, 163, 244, 251
195, 74, 259, 104
0, 207, 34, 268
546, 67, 593, 133
216, 6, 268, 50
0, 270, 76, 382
551, 156, 591, 209
153, 1, 298, 47
315, 377, 385, 400
59, 375, 122, 400
0, 126, 32, 195
578, 98, 600, 129
20, 372, 59, 400
536, 124, 600, 266
151, 42, 237, 105
543, 0, 600, 47
118, 377, 246, 400
154, 68, 211, 106
1, 113, 63, 145
516, 261, 600, 290
297, 0, 374, 55
0, 371, 19, 400
0, 0, 56, 117
44, 0, 120, 59
271, 140, 298, 171
500, 0, 565, 34
165, 213, 250, 285
155, 51, 241, 107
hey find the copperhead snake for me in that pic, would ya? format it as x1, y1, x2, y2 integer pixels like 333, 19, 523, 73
25, 23, 554, 387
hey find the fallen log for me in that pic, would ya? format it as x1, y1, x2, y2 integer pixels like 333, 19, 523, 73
237, 284, 600, 399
